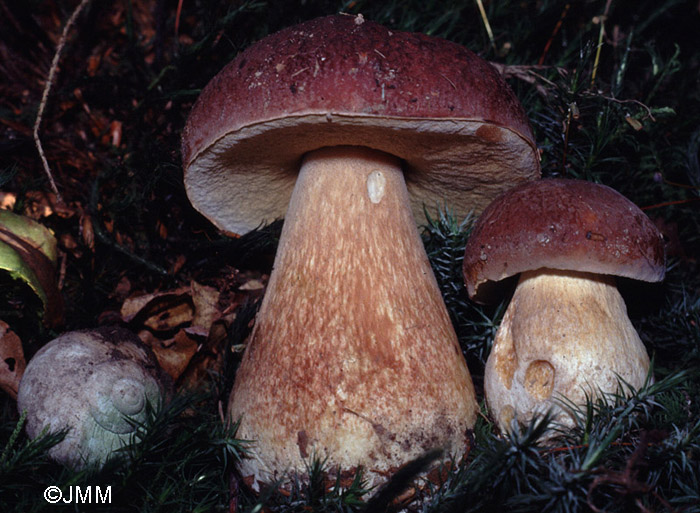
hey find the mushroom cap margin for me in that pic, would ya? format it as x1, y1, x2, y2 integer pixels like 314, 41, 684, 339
463, 178, 666, 300
182, 14, 540, 235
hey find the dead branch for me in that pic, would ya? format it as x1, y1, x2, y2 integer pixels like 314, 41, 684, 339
33, 0, 93, 205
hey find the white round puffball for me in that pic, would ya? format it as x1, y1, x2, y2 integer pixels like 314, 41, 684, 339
17, 326, 170, 469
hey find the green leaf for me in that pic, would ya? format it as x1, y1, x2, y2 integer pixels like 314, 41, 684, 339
0, 210, 62, 326
0, 210, 57, 264
0, 239, 47, 308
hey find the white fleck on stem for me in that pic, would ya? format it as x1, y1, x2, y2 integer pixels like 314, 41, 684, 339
366, 169, 387, 203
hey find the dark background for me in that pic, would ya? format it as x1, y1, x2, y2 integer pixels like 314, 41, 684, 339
1, 1, 699, 511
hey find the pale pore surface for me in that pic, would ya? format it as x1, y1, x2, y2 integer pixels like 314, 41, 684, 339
228, 146, 477, 489
485, 269, 650, 432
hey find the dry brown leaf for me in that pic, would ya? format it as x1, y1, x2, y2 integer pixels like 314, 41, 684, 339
144, 298, 193, 332
110, 275, 132, 300
80, 212, 95, 251
87, 52, 102, 77
0, 320, 26, 399
120, 291, 159, 321
178, 319, 231, 389
122, 283, 226, 384
170, 254, 186, 274
191, 282, 221, 329
121, 286, 194, 330
625, 114, 644, 131
122, 283, 222, 333
139, 328, 200, 382
59, 232, 79, 251
0, 192, 17, 210
109, 119, 123, 147
23, 191, 77, 220
238, 278, 265, 291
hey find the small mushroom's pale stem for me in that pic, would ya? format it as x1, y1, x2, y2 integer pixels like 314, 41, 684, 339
485, 269, 650, 432
229, 145, 477, 489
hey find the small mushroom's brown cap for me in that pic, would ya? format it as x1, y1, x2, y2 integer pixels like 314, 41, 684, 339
182, 14, 539, 235
463, 179, 666, 300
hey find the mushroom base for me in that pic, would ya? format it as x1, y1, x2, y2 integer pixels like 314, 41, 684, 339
485, 269, 651, 434
228, 145, 477, 492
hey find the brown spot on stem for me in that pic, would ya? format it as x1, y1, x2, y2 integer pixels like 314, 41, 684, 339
524, 360, 555, 400
297, 430, 309, 458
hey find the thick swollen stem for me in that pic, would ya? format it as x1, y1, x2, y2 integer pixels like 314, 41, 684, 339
485, 269, 650, 432
229, 146, 477, 489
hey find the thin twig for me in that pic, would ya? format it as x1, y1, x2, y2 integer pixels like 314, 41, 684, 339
641, 197, 700, 211
33, 0, 93, 205
596, 95, 656, 122
590, 0, 613, 89
538, 3, 570, 66
475, 0, 497, 54
175, 0, 184, 36
489, 62, 564, 97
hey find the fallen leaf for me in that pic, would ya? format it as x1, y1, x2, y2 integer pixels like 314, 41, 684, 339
625, 114, 643, 131
121, 287, 194, 331
239, 279, 265, 291
87, 53, 102, 76
80, 212, 95, 251
0, 210, 64, 327
170, 254, 186, 274
23, 191, 77, 220
110, 275, 132, 300
139, 328, 199, 382
0, 320, 26, 399
178, 318, 232, 390
0, 192, 17, 210
0, 209, 57, 262
191, 282, 221, 329
122, 283, 225, 383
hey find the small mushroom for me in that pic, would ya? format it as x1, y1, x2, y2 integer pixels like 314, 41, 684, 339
182, 15, 540, 489
462, 179, 665, 432
17, 326, 171, 469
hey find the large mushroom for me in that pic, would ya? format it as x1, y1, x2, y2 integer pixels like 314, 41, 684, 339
463, 179, 665, 433
182, 14, 539, 489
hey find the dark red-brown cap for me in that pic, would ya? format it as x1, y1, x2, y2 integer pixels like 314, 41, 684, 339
182, 14, 540, 235
463, 178, 666, 300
